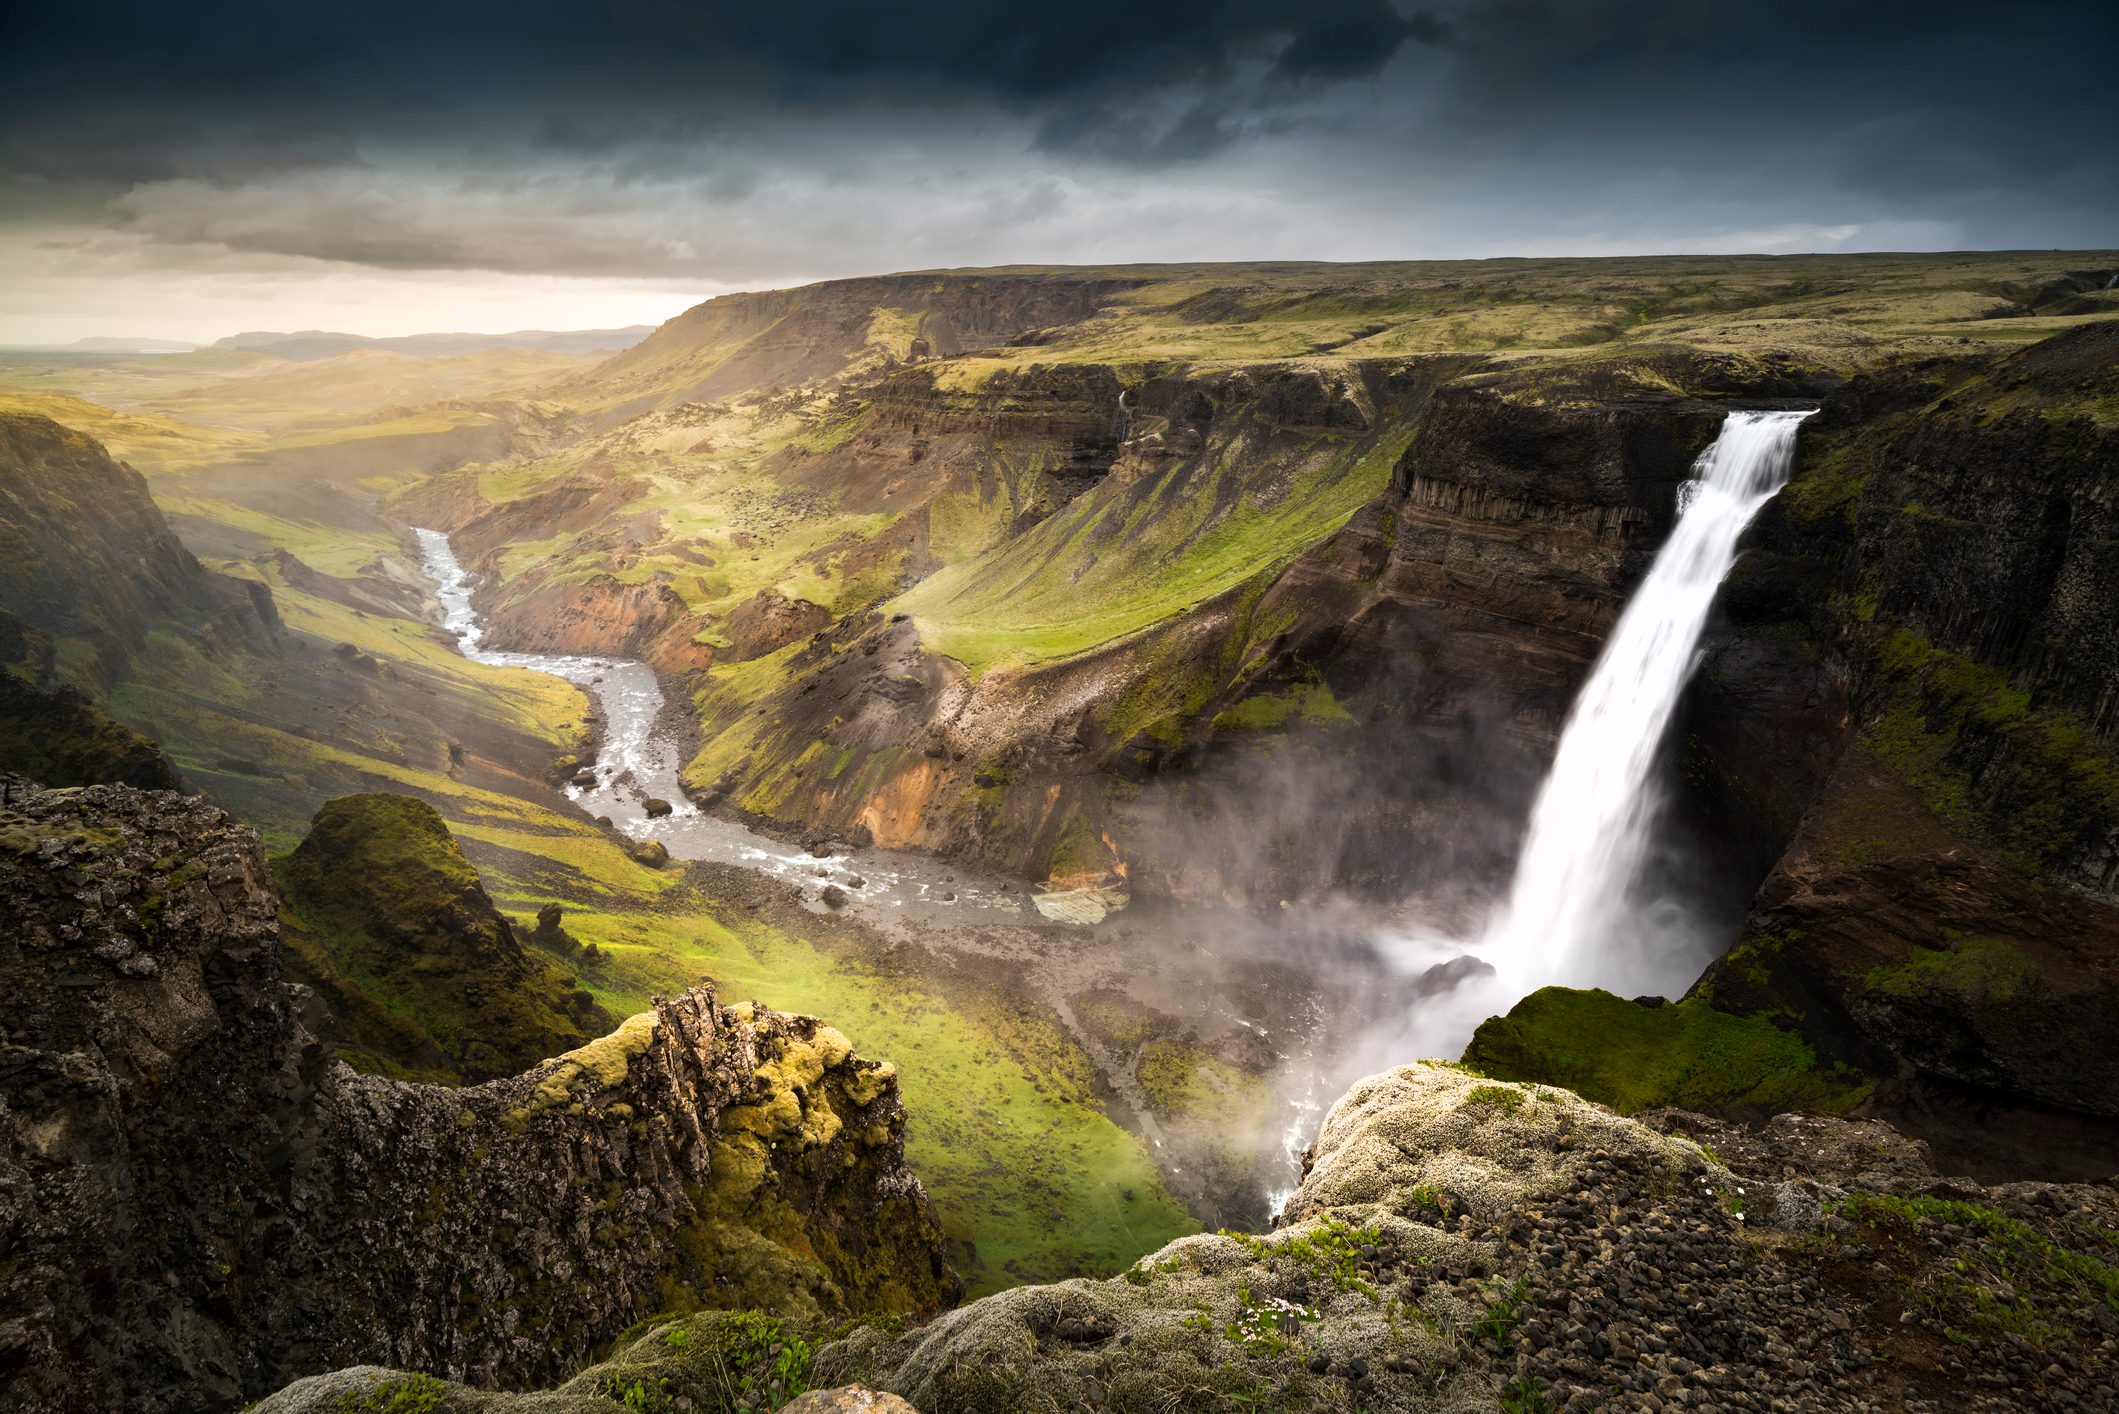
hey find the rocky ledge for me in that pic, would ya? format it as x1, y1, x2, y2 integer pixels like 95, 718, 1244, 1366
261, 1062, 2118, 1413
0, 776, 954, 1413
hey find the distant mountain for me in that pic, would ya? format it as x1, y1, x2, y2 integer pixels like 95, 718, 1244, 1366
64, 336, 200, 353
210, 326, 657, 360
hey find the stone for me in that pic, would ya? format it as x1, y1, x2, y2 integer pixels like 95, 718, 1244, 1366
781, 1388, 921, 1413
0, 776, 955, 1412
642, 797, 674, 817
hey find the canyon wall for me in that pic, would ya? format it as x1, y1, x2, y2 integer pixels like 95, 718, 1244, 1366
0, 776, 954, 1413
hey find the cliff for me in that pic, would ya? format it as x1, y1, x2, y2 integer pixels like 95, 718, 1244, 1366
260, 1064, 2119, 1413
0, 776, 955, 1413
0, 412, 274, 687
1476, 323, 2119, 1177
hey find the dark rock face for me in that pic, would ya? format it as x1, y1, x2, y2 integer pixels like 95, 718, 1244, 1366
0, 412, 274, 685
1116, 369, 1733, 906
1478, 331, 2119, 1178
0, 777, 955, 1413
1672, 331, 2119, 1174
1854, 323, 2119, 743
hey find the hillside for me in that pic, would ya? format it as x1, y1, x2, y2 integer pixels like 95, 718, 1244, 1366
3, 251, 2115, 1324
276, 793, 614, 1083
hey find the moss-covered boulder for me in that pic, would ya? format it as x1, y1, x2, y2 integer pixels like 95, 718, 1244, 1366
275, 791, 611, 1082
1461, 986, 1870, 1117
3, 774, 957, 1410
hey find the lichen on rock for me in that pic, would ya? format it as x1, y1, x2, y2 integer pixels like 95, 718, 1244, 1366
0, 775, 955, 1413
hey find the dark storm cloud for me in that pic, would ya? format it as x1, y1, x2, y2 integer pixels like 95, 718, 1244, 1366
0, 0, 2113, 284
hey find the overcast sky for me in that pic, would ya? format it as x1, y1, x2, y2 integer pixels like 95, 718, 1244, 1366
3, 0, 2113, 343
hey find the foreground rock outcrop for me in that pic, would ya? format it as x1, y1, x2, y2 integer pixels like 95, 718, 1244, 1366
262, 1062, 2119, 1412
805, 1061, 2113, 1412
0, 776, 954, 1413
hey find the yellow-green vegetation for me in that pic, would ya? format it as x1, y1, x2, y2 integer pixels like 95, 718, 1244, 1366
514, 1011, 660, 1121
1463, 987, 1871, 1115
959, 253, 2116, 372
0, 345, 591, 441
899, 424, 1414, 675
1210, 676, 1353, 733
328, 1373, 450, 1414
1225, 1213, 1384, 1296
0, 662, 178, 791
0, 391, 265, 470
312, 1308, 825, 1414
1862, 934, 2041, 1006
1836, 1194, 2119, 1348
1864, 627, 2119, 878
1465, 1083, 1529, 1116
1136, 1039, 1272, 1128
275, 793, 609, 1084
523, 896, 1196, 1295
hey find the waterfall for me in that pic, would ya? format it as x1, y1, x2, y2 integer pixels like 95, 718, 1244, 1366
1479, 409, 1814, 992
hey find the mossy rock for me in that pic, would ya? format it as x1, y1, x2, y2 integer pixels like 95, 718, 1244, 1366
1463, 986, 1871, 1117
276, 793, 613, 1083
0, 664, 180, 792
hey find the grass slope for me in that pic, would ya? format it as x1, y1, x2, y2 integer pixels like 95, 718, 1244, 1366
1463, 986, 1871, 1116
276, 793, 609, 1083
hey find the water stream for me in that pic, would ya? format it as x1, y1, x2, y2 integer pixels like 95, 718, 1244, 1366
415, 528, 1032, 923
1480, 408, 1815, 993
1266, 409, 1815, 1211
425, 406, 1811, 1221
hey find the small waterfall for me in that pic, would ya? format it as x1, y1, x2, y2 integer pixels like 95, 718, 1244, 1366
1480, 409, 1814, 991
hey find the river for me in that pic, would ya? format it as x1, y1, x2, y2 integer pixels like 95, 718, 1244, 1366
414, 528, 1050, 925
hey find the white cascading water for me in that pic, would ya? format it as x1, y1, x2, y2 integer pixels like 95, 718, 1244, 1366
1265, 410, 1815, 1215
1480, 408, 1814, 992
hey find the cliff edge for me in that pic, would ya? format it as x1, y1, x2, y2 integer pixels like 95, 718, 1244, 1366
0, 776, 955, 1413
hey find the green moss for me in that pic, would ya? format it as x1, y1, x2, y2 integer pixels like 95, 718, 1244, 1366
1210, 678, 1353, 733
898, 418, 1412, 676
1837, 1194, 2119, 1347
513, 1011, 661, 1123
1463, 987, 1872, 1116
1862, 627, 2119, 879
330, 1374, 450, 1414
1227, 1214, 1384, 1296
276, 793, 611, 1084
0, 666, 178, 791
1465, 1084, 1528, 1116
1863, 935, 2040, 1005
547, 902, 1197, 1297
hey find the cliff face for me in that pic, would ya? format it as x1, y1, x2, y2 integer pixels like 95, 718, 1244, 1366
644, 356, 1761, 903
0, 412, 274, 686
1490, 325, 2119, 1176
0, 776, 955, 1413
272, 1063, 2119, 1412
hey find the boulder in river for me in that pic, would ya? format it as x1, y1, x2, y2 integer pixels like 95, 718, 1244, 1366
642, 797, 674, 817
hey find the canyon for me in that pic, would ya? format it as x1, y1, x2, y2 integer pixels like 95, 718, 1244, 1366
1, 253, 2115, 1411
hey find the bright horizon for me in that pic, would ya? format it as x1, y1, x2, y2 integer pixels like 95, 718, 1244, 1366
5, 1, 2113, 346
15, 245, 2119, 349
